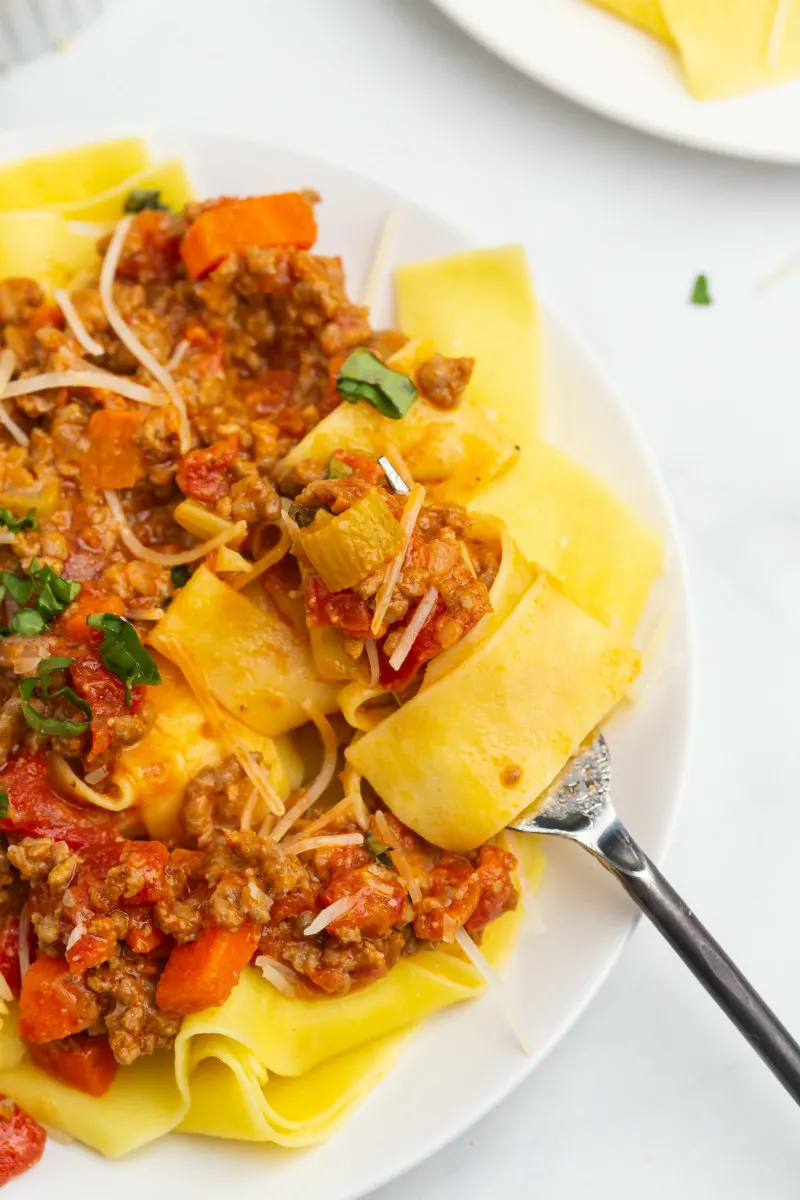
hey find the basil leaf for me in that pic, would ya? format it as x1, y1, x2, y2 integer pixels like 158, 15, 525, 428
11, 609, 46, 636
691, 274, 711, 306
1, 572, 32, 607
364, 832, 394, 869
124, 188, 169, 214
171, 564, 190, 589
28, 560, 80, 618
0, 790, 8, 819
336, 349, 417, 420
289, 503, 317, 529
19, 656, 91, 738
0, 508, 37, 534
86, 613, 161, 706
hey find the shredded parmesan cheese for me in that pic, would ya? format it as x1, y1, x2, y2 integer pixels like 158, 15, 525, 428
1, 370, 160, 408
159, 635, 285, 818
125, 607, 166, 621
285, 831, 365, 856
365, 637, 379, 686
65, 920, 87, 953
768, 0, 792, 68
105, 489, 246, 567
17, 907, 30, 981
166, 339, 189, 372
269, 702, 338, 842
100, 216, 192, 451
54, 288, 105, 356
254, 955, 299, 997
0, 974, 12, 1004
288, 791, 370, 844
303, 891, 366, 937
454, 927, 531, 1054
371, 484, 425, 635
388, 585, 438, 671
230, 524, 290, 591
0, 349, 29, 447
0, 534, 15, 547
361, 204, 402, 310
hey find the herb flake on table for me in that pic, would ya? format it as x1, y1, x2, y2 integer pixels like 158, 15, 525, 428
690, 274, 712, 306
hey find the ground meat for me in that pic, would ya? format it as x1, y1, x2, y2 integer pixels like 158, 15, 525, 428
0, 279, 43, 326
86, 955, 181, 1065
182, 756, 253, 846
417, 352, 474, 409
7, 837, 75, 884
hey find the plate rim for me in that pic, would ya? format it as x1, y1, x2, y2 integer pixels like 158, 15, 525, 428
0, 120, 695, 1198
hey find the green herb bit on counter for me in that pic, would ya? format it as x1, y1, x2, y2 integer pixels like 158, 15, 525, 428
337, 349, 418, 420
690, 274, 712, 306
86, 613, 162, 706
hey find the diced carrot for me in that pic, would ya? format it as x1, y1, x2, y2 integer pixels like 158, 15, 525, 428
180, 193, 317, 280
18, 956, 100, 1043
57, 582, 126, 644
125, 908, 165, 955
0, 1098, 46, 1185
83, 409, 145, 490
28, 1036, 117, 1097
156, 924, 260, 1015
29, 304, 64, 333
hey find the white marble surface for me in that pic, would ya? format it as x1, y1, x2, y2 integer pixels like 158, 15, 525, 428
1, 1, 800, 1195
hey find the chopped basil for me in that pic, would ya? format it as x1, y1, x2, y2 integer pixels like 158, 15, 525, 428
0, 790, 8, 819
11, 609, 47, 637
690, 274, 712, 306
28, 560, 81, 619
0, 508, 36, 534
289, 503, 317, 529
364, 831, 394, 869
336, 349, 417, 420
327, 455, 353, 480
86, 613, 161, 705
124, 188, 169, 214
0, 572, 32, 607
19, 656, 91, 738
171, 564, 190, 589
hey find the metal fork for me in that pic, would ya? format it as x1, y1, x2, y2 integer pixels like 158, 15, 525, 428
509, 732, 800, 1104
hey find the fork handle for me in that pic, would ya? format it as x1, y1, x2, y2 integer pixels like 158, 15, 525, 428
592, 818, 800, 1105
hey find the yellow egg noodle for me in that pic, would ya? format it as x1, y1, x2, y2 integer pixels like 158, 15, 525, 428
0, 139, 662, 1158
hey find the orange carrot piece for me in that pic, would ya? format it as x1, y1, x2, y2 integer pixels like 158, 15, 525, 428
155, 924, 260, 1015
18, 956, 100, 1043
28, 1037, 118, 1097
83, 409, 145, 490
57, 582, 126, 643
180, 193, 317, 280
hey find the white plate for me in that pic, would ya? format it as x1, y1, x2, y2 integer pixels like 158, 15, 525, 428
0, 125, 692, 1200
432, 0, 800, 163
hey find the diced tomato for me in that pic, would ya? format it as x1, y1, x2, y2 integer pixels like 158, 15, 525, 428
117, 841, 170, 905
56, 583, 126, 643
125, 908, 165, 955
379, 596, 446, 692
116, 210, 181, 283
69, 651, 144, 762
329, 450, 384, 485
414, 855, 482, 942
28, 1036, 117, 1097
156, 924, 260, 1015
18, 956, 100, 1043
65, 930, 117, 973
267, 888, 318, 925
29, 304, 64, 333
240, 370, 297, 418
320, 866, 407, 939
304, 574, 373, 637
176, 434, 238, 503
0, 916, 20, 997
465, 845, 518, 934
0, 1098, 46, 1185
0, 751, 120, 852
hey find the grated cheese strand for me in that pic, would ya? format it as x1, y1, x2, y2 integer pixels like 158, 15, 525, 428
373, 809, 424, 903
100, 216, 192, 451
454, 927, 531, 1055
166, 339, 189, 372
54, 288, 105, 356
269, 702, 338, 841
230, 524, 290, 591
1, 370, 160, 408
254, 955, 299, 997
105, 489, 246, 567
361, 203, 402, 310
371, 484, 425, 635
767, 0, 792, 68
17, 907, 30, 981
388, 585, 438, 671
303, 890, 367, 937
0, 349, 29, 447
286, 831, 365, 856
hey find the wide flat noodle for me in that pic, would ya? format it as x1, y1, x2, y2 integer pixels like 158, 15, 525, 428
0, 138, 149, 212
151, 565, 339, 737
55, 158, 194, 221
0, 900, 523, 1155
109, 655, 303, 837
588, 0, 674, 41
0, 212, 98, 295
471, 439, 662, 639
394, 245, 540, 450
277, 393, 517, 505
348, 571, 639, 851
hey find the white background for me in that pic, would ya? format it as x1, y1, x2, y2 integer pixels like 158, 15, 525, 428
2, 1, 800, 1196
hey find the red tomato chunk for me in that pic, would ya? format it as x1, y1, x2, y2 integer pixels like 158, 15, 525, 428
0, 1099, 45, 1186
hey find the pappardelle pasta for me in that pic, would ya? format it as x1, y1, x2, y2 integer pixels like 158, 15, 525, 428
0, 139, 661, 1183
